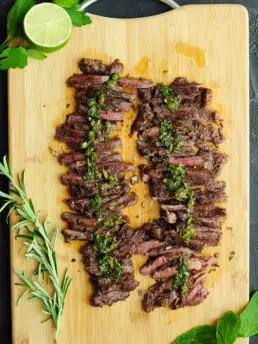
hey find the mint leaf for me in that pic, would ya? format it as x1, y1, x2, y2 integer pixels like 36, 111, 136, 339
239, 291, 258, 337
53, 0, 79, 8
7, 0, 35, 37
196, 326, 217, 344
173, 325, 216, 344
27, 49, 47, 60
66, 8, 92, 27
216, 311, 241, 344
0, 47, 28, 70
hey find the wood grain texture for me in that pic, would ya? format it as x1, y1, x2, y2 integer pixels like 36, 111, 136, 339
8, 5, 249, 344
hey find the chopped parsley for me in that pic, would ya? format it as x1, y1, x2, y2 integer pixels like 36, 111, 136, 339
100, 216, 122, 228
157, 83, 181, 113
163, 164, 194, 208
163, 164, 185, 191
159, 119, 184, 153
81, 74, 122, 181
101, 169, 119, 185
175, 186, 194, 209
181, 216, 196, 242
90, 187, 102, 220
81, 92, 103, 181
105, 72, 121, 90
80, 74, 123, 224
93, 233, 117, 254
174, 254, 190, 298
99, 255, 123, 280
93, 233, 123, 280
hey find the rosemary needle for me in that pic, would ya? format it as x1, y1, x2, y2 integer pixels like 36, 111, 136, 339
0, 156, 72, 339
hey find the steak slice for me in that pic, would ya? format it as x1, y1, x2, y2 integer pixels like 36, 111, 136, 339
92, 290, 130, 307
134, 240, 165, 255
118, 77, 154, 89
59, 151, 85, 165
92, 273, 139, 307
67, 74, 109, 88
62, 228, 93, 242
62, 212, 98, 227
141, 256, 167, 275
79, 58, 124, 75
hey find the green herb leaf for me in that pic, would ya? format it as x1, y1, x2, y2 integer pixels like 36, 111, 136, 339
216, 311, 241, 344
239, 291, 258, 337
0, 47, 28, 70
7, 0, 35, 37
53, 0, 79, 8
66, 8, 92, 27
173, 325, 217, 344
195, 327, 218, 344
27, 49, 47, 60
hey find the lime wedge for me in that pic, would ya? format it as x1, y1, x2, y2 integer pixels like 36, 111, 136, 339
24, 3, 72, 52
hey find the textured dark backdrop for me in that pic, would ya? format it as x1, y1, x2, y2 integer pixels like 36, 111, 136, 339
0, 0, 257, 343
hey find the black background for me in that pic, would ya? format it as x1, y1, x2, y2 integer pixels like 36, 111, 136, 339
0, 0, 257, 343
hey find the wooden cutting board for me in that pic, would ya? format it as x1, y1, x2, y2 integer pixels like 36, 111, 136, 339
9, 5, 249, 344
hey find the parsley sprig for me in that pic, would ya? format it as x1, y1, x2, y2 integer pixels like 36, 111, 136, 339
0, 156, 71, 339
55, 0, 92, 27
0, 0, 91, 71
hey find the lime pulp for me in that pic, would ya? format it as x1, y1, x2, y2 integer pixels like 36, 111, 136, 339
23, 3, 72, 53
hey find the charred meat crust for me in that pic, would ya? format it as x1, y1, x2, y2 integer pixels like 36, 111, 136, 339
56, 58, 227, 311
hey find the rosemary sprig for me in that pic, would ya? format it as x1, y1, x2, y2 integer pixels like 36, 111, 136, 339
0, 156, 72, 339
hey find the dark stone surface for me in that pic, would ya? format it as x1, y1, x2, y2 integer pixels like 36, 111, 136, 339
0, 0, 257, 343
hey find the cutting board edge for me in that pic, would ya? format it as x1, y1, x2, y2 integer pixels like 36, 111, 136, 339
7, 4, 250, 343
88, 4, 249, 22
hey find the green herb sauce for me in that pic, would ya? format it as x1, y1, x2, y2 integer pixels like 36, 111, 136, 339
100, 216, 122, 228
174, 254, 190, 298
105, 72, 121, 90
162, 164, 193, 208
159, 119, 184, 153
181, 216, 196, 242
157, 83, 181, 113
93, 233, 122, 280
89, 187, 102, 220
81, 73, 121, 182
101, 169, 119, 185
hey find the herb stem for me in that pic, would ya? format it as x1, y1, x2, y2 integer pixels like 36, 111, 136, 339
0, 156, 71, 339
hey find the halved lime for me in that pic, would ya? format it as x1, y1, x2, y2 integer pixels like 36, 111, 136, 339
24, 3, 72, 53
